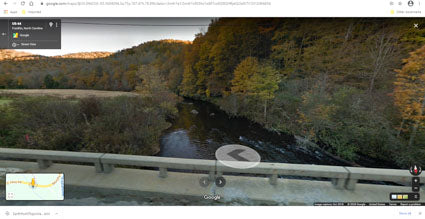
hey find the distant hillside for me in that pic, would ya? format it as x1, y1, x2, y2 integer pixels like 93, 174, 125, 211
0, 39, 189, 91
0, 89, 138, 98
0, 50, 112, 60
0, 49, 42, 61
54, 52, 113, 59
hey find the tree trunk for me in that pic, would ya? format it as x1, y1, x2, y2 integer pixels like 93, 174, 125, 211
344, 23, 353, 42
368, 32, 394, 94
397, 118, 405, 138
263, 99, 267, 124
369, 71, 377, 93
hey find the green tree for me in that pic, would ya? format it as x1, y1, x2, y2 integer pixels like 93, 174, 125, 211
43, 74, 59, 89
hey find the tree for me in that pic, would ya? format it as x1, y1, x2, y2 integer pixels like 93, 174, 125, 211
231, 57, 259, 94
180, 67, 198, 97
366, 31, 397, 93
231, 57, 280, 123
17, 76, 24, 88
135, 65, 178, 115
394, 45, 425, 147
251, 63, 280, 122
168, 68, 183, 93
43, 74, 58, 89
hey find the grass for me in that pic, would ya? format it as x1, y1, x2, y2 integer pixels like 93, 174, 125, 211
0, 99, 12, 106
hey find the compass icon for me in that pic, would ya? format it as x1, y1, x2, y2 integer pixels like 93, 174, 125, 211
410, 164, 422, 176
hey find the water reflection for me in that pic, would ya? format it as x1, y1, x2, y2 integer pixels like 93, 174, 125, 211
160, 130, 199, 158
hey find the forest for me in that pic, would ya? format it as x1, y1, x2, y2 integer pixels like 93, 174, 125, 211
1, 18, 425, 167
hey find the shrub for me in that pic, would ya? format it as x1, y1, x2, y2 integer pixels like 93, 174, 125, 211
3, 95, 176, 155
11, 97, 84, 151
0, 105, 24, 147
83, 96, 170, 155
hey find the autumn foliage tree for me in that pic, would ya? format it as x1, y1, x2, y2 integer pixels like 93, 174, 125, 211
231, 57, 260, 94
394, 45, 425, 148
231, 57, 280, 123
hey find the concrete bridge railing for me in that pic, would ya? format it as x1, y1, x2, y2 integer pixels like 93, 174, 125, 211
0, 148, 104, 172
100, 153, 217, 180
216, 161, 349, 188
0, 147, 422, 190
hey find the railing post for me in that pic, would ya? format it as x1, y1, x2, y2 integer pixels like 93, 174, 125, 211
37, 159, 52, 169
216, 171, 222, 177
103, 164, 114, 173
159, 167, 168, 178
209, 170, 215, 181
94, 162, 103, 173
346, 179, 357, 190
332, 178, 346, 189
269, 170, 278, 185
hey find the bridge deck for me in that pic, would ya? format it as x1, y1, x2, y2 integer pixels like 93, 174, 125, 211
0, 160, 423, 205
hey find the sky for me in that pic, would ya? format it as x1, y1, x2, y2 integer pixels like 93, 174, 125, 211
20, 18, 213, 56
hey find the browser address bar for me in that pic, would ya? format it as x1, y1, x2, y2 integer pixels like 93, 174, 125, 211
0, 0, 423, 17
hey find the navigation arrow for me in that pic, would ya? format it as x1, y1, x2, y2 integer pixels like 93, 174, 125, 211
215, 176, 226, 187
227, 149, 249, 161
199, 176, 210, 187
216, 144, 261, 169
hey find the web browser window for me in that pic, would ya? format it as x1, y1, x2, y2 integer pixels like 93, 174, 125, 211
0, 0, 424, 218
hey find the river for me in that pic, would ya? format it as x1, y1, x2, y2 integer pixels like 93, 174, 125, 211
158, 99, 348, 166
